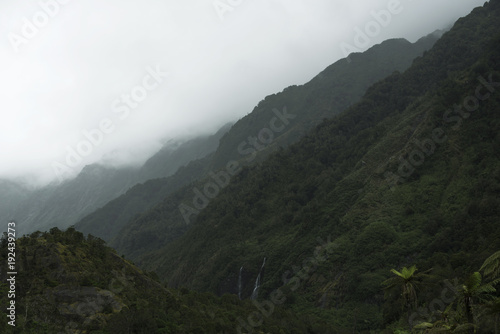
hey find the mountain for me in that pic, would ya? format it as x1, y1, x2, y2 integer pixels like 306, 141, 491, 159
10, 166, 137, 235
138, 123, 233, 181
125, 1, 500, 331
0, 180, 31, 223
208, 34, 441, 171
0, 228, 332, 333
2, 124, 231, 236
75, 154, 213, 244
77, 33, 440, 253
2, 2, 498, 332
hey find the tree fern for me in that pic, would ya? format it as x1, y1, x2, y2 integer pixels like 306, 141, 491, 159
480, 251, 500, 279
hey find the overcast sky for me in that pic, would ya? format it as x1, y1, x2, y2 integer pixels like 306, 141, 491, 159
0, 0, 486, 186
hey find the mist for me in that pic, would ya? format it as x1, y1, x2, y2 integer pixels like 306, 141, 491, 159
0, 0, 486, 186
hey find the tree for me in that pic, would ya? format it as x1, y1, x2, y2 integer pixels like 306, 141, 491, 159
478, 250, 500, 333
383, 265, 433, 330
454, 272, 498, 334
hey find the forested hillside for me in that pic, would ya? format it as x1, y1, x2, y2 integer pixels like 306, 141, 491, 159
0, 228, 333, 333
207, 34, 440, 171
94, 35, 440, 260
69, 124, 231, 241
132, 1, 500, 331
5, 1, 498, 334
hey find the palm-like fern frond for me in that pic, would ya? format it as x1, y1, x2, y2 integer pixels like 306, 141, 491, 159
414, 320, 475, 333
463, 272, 482, 292
383, 265, 433, 315
480, 250, 500, 279
484, 298, 500, 314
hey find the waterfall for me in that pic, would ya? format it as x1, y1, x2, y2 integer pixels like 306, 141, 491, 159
238, 266, 243, 300
251, 258, 266, 300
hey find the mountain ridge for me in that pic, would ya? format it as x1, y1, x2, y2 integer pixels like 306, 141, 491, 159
1, 123, 232, 236
76, 34, 440, 257
129, 1, 500, 330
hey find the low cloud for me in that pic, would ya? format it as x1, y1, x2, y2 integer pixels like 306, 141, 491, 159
0, 0, 485, 186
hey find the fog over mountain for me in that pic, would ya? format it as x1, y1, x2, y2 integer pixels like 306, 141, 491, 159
0, 1, 499, 332
0, 0, 484, 186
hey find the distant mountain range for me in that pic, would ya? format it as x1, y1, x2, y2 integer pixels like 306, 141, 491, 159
0, 123, 232, 235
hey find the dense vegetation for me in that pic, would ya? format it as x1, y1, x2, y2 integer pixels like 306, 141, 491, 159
75, 154, 212, 243
73, 124, 232, 241
75, 34, 438, 248
4, 1, 498, 333
1, 236, 497, 333
0, 228, 335, 333
99, 36, 441, 264
208, 35, 440, 171
127, 1, 500, 332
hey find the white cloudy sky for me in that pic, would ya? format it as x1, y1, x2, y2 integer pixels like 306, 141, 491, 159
0, 0, 486, 186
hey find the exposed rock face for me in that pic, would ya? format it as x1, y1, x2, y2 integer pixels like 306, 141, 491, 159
51, 286, 124, 331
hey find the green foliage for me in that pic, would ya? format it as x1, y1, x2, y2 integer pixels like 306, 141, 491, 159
410, 258, 500, 334
383, 265, 434, 330
453, 272, 499, 331
383, 265, 429, 308
0, 228, 331, 333
75, 154, 212, 243
2, 1, 499, 333
112, 2, 500, 332
209, 37, 439, 171
77, 34, 440, 260
480, 250, 500, 279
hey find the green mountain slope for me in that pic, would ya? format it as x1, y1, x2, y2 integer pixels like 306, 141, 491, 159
74, 155, 209, 243
0, 228, 333, 333
209, 35, 440, 171
104, 35, 439, 260
74, 124, 232, 242
135, 1, 500, 331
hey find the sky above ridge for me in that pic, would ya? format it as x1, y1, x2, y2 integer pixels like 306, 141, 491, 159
0, 0, 486, 185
